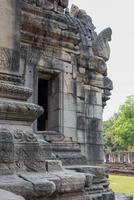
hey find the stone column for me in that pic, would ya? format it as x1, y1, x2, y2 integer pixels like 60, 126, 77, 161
0, 0, 21, 74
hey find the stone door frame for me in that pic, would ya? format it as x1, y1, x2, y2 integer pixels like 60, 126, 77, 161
33, 66, 64, 140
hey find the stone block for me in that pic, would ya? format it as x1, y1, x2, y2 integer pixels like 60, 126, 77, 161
93, 105, 103, 119
46, 160, 63, 172
64, 62, 73, 74
77, 116, 86, 130
72, 63, 77, 79
77, 74, 84, 83
64, 110, 76, 129
85, 105, 94, 118
89, 79, 103, 88
77, 98, 85, 114
0, 189, 25, 200
77, 82, 85, 98
86, 144, 105, 164
85, 90, 102, 105
64, 93, 76, 111
48, 109, 61, 130
0, 175, 33, 199
48, 92, 61, 111
96, 92, 102, 105
65, 165, 106, 180
79, 67, 85, 74
86, 130, 103, 145
19, 173, 56, 197
64, 74, 76, 95
61, 51, 72, 62
87, 118, 103, 132
52, 171, 86, 193
115, 192, 133, 200
77, 130, 85, 143
64, 127, 77, 142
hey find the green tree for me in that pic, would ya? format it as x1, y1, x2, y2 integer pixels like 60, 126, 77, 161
103, 114, 118, 152
103, 95, 134, 151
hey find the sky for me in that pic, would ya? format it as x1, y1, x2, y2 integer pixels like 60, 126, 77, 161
69, 0, 134, 121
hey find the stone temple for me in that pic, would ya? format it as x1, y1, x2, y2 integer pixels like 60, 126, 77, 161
0, 1, 114, 199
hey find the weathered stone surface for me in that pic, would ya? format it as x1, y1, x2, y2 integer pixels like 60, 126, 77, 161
0, 189, 25, 200
46, 160, 63, 172
115, 193, 133, 200
51, 171, 86, 193
18, 173, 56, 197
0, 175, 33, 198
0, 0, 114, 200
93, 28, 112, 61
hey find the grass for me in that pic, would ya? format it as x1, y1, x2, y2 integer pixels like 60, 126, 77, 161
109, 174, 134, 197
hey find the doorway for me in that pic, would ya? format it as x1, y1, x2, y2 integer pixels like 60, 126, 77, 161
38, 78, 49, 131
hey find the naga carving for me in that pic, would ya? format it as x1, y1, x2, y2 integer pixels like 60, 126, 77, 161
93, 27, 112, 61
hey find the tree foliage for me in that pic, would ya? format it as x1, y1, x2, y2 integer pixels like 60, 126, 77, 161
103, 95, 134, 151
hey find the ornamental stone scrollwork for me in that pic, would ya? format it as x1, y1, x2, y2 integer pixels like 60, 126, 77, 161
14, 129, 38, 143
0, 129, 14, 164
70, 4, 96, 36
0, 47, 20, 72
93, 27, 112, 61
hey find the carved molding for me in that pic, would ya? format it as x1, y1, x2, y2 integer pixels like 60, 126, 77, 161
0, 101, 43, 122
0, 73, 22, 83
0, 83, 32, 100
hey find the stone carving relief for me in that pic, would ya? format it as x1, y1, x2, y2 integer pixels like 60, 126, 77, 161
0, 129, 14, 164
23, 0, 68, 11
13, 129, 38, 143
0, 47, 20, 71
70, 5, 95, 31
93, 27, 112, 61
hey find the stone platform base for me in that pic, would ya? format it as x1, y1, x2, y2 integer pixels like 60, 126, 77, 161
0, 165, 116, 200
0, 170, 86, 199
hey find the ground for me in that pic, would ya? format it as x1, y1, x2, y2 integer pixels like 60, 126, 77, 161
109, 175, 134, 196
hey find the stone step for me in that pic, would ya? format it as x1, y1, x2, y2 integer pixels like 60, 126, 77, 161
115, 193, 133, 200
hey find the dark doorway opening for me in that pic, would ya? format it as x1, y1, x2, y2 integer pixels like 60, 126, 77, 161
38, 79, 48, 131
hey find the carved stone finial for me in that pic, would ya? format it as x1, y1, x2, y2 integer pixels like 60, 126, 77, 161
70, 4, 95, 29
70, 4, 79, 17
93, 27, 112, 61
